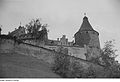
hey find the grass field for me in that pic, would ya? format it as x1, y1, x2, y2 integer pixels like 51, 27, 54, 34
0, 53, 60, 78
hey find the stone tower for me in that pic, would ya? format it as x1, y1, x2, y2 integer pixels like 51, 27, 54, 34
74, 15, 101, 60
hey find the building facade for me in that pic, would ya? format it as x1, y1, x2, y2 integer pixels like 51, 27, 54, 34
46, 35, 73, 46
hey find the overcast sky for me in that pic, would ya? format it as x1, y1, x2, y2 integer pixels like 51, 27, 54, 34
0, 0, 120, 61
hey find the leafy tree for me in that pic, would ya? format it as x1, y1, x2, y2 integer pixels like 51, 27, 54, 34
26, 19, 42, 34
100, 40, 120, 77
101, 40, 118, 67
25, 18, 48, 40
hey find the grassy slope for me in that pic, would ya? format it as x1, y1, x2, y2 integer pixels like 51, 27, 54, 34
0, 53, 60, 78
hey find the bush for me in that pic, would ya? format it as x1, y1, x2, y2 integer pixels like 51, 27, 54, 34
52, 47, 98, 78
108, 64, 120, 78
68, 61, 84, 78
52, 53, 70, 77
86, 65, 97, 77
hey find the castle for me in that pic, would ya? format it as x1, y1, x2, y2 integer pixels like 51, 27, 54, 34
5, 15, 101, 61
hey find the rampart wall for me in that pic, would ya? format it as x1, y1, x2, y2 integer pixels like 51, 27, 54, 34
0, 37, 110, 77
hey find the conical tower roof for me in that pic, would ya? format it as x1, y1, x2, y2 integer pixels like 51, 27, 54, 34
79, 16, 94, 31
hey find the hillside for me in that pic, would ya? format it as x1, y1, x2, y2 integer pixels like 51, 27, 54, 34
0, 53, 60, 78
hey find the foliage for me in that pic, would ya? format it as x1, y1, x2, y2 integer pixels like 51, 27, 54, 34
108, 64, 120, 78
25, 18, 48, 40
86, 65, 97, 77
57, 46, 68, 54
68, 61, 85, 78
52, 52, 98, 78
100, 40, 120, 77
26, 19, 41, 34
101, 40, 118, 67
52, 46, 97, 78
52, 53, 70, 77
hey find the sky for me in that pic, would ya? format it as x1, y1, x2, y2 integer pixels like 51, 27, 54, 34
0, 0, 120, 61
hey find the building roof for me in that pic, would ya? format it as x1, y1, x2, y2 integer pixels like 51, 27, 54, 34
79, 16, 94, 31
74, 16, 99, 36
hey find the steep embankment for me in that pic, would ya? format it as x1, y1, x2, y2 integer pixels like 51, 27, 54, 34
0, 53, 60, 78
0, 35, 110, 77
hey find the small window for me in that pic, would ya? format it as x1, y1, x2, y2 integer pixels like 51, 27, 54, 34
86, 31, 88, 33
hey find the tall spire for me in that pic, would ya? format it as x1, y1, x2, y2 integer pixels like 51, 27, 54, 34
79, 15, 94, 31
84, 13, 86, 16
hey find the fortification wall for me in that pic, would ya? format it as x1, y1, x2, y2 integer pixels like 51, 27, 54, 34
44, 45, 87, 60
0, 39, 15, 53
0, 38, 55, 64
67, 46, 86, 59
0, 38, 110, 77
14, 43, 55, 64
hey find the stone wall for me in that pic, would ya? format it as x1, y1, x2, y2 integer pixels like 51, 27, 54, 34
66, 46, 86, 59
44, 45, 87, 60
0, 38, 110, 77
0, 38, 15, 53
0, 38, 55, 64
88, 31, 100, 48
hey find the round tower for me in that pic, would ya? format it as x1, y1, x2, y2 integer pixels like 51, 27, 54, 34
74, 16, 100, 48
74, 15, 101, 60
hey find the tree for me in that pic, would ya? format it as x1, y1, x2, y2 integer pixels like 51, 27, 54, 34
100, 40, 120, 77
68, 61, 84, 78
101, 40, 118, 67
25, 18, 48, 40
26, 19, 42, 34
52, 53, 70, 77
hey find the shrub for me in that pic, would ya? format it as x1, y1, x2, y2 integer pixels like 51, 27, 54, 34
52, 53, 70, 77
